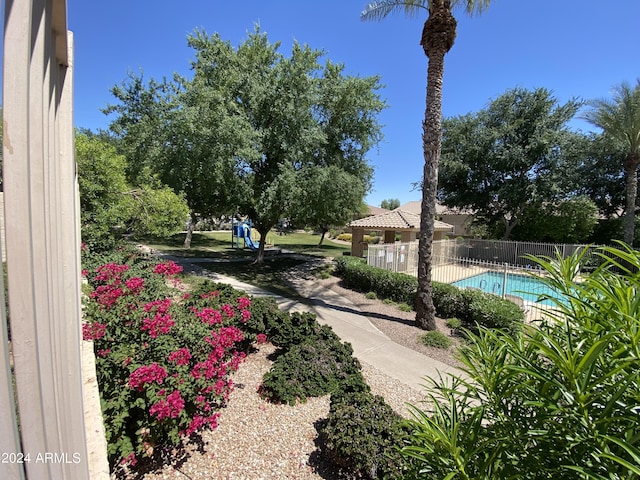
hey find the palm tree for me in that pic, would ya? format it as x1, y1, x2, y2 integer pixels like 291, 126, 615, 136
361, 0, 490, 330
583, 80, 640, 246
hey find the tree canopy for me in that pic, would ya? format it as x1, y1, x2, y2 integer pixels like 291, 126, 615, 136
105, 27, 385, 260
438, 87, 583, 240
380, 198, 400, 210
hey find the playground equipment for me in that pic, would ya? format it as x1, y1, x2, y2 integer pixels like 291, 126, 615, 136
231, 219, 261, 251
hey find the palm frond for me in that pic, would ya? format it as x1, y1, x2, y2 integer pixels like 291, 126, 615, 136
360, 0, 429, 22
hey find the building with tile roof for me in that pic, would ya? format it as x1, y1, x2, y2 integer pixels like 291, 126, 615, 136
348, 209, 454, 257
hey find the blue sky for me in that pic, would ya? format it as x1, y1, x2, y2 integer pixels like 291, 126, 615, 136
44, 1, 640, 207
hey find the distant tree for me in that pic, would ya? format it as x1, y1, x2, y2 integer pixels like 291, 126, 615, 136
438, 87, 581, 239
582, 79, 640, 245
380, 198, 400, 210
76, 133, 189, 250
293, 165, 368, 245
362, 0, 492, 331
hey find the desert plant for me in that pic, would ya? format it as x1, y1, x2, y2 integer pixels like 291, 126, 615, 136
402, 244, 640, 479
419, 331, 452, 349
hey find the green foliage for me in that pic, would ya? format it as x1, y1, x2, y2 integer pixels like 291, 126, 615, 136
336, 233, 353, 241
107, 26, 385, 260
334, 257, 524, 335
439, 87, 582, 239
320, 391, 411, 479
398, 302, 413, 312
76, 134, 189, 251
259, 324, 369, 405
419, 331, 452, 349
512, 196, 599, 243
365, 291, 378, 300
403, 244, 640, 479
333, 256, 417, 305
445, 317, 462, 331
380, 198, 400, 210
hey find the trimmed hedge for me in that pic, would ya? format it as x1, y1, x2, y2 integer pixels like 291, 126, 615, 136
320, 391, 411, 479
259, 322, 369, 405
333, 257, 524, 336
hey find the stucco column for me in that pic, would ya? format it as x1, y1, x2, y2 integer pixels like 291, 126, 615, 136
351, 228, 364, 257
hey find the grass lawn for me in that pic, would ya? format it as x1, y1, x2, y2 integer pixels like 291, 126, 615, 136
143, 230, 350, 258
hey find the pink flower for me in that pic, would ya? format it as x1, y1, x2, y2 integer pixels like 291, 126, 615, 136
82, 322, 106, 341
128, 363, 167, 391
200, 290, 220, 300
256, 333, 268, 344
193, 307, 223, 325
153, 261, 183, 276
221, 304, 235, 319
81, 269, 88, 277
90, 284, 124, 309
120, 452, 137, 467
97, 348, 111, 357
94, 263, 129, 282
240, 309, 251, 323
143, 298, 171, 313
149, 390, 184, 420
168, 347, 192, 366
237, 296, 251, 309
142, 313, 175, 338
125, 277, 145, 295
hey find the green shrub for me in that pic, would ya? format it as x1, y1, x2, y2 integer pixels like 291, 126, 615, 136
460, 288, 524, 337
259, 326, 369, 405
336, 233, 352, 242
445, 317, 462, 331
419, 331, 452, 349
266, 311, 322, 350
333, 257, 417, 305
403, 244, 640, 479
320, 391, 411, 479
365, 291, 378, 300
431, 281, 465, 319
398, 302, 413, 312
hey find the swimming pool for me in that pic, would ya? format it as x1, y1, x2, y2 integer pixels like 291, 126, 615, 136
452, 271, 564, 306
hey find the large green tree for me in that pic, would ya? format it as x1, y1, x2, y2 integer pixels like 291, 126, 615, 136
186, 28, 382, 262
582, 79, 640, 245
362, 0, 490, 330
438, 87, 581, 239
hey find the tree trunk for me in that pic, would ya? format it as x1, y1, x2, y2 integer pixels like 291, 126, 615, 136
415, 3, 457, 331
318, 226, 328, 246
254, 227, 269, 265
623, 159, 638, 246
182, 213, 195, 248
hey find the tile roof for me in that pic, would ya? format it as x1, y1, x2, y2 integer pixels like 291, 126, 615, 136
397, 201, 475, 215
350, 209, 454, 231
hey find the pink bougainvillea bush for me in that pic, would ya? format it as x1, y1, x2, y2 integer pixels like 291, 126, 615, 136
82, 247, 267, 468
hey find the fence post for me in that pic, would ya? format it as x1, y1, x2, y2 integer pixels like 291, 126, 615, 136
502, 263, 508, 298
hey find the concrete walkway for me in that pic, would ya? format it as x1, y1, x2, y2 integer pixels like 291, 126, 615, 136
160, 254, 461, 394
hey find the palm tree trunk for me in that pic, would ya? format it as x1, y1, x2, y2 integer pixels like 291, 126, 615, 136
415, 54, 445, 331
415, 2, 457, 331
623, 162, 638, 245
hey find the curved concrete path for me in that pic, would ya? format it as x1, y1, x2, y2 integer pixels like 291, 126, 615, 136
161, 254, 461, 394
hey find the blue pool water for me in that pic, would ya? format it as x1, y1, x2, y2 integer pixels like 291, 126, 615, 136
452, 271, 564, 306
